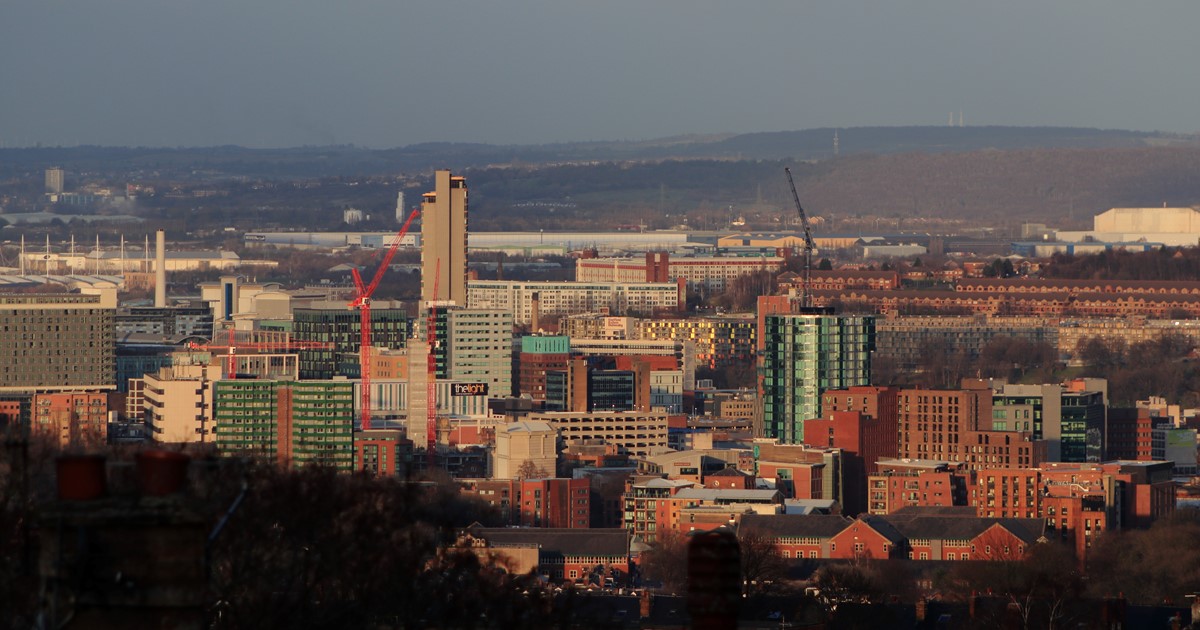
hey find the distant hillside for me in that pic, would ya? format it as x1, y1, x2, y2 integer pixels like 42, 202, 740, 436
3, 127, 1200, 230
1, 126, 1195, 179
460, 147, 1200, 230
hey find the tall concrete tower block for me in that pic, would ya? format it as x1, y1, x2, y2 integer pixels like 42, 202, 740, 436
395, 191, 405, 223
45, 167, 65, 194
154, 229, 167, 307
420, 170, 468, 306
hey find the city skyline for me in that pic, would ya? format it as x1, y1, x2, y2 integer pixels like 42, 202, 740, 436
2, 2, 1199, 148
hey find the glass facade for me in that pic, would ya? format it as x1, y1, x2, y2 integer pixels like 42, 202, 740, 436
761, 313, 875, 444
292, 308, 408, 379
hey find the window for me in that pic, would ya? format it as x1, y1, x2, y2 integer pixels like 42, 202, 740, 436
569, 570, 578, 579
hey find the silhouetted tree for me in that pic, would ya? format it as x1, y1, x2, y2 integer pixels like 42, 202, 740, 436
639, 530, 689, 594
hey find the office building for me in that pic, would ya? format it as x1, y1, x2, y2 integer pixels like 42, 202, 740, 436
115, 337, 182, 394
115, 306, 214, 338
569, 338, 696, 389
517, 336, 571, 400
467, 280, 682, 326
0, 293, 116, 392
760, 311, 875, 444
423, 307, 513, 397
421, 170, 469, 306
992, 382, 1105, 463
292, 303, 408, 379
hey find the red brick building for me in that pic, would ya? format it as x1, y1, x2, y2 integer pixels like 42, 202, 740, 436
1106, 407, 1163, 461
518, 351, 571, 400
868, 459, 971, 515
804, 386, 903, 515
702, 467, 756, 490
465, 526, 630, 584
970, 460, 1176, 559
623, 476, 694, 543
896, 387, 1042, 471
739, 510, 1044, 562
970, 468, 1041, 519
778, 269, 901, 293
461, 477, 591, 529
353, 429, 413, 476
897, 388, 990, 462
754, 443, 844, 509
813, 281, 1200, 319
32, 391, 110, 447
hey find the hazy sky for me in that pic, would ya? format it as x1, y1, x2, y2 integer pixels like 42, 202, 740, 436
2, 1, 1197, 148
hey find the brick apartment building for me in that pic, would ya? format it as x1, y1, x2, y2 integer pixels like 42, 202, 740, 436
868, 458, 1175, 560
896, 387, 1044, 471
461, 477, 591, 529
868, 458, 971, 516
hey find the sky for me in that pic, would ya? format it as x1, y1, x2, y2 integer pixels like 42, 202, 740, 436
2, 1, 1198, 149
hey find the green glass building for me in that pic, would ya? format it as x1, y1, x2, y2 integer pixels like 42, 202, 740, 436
213, 379, 355, 470
761, 311, 875, 444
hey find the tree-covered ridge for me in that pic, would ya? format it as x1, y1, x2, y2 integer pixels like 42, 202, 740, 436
1041, 247, 1200, 281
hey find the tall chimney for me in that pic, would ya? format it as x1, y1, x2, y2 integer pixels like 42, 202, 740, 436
154, 229, 167, 307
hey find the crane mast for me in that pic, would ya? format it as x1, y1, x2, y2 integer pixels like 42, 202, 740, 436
348, 208, 420, 430
784, 167, 816, 308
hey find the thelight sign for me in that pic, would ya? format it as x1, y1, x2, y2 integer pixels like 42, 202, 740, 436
452, 383, 489, 397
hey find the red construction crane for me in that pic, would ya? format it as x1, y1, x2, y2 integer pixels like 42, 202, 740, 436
426, 258, 441, 470
187, 329, 332, 378
348, 209, 420, 430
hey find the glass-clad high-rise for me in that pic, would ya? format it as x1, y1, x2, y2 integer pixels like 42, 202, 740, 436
761, 311, 875, 444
